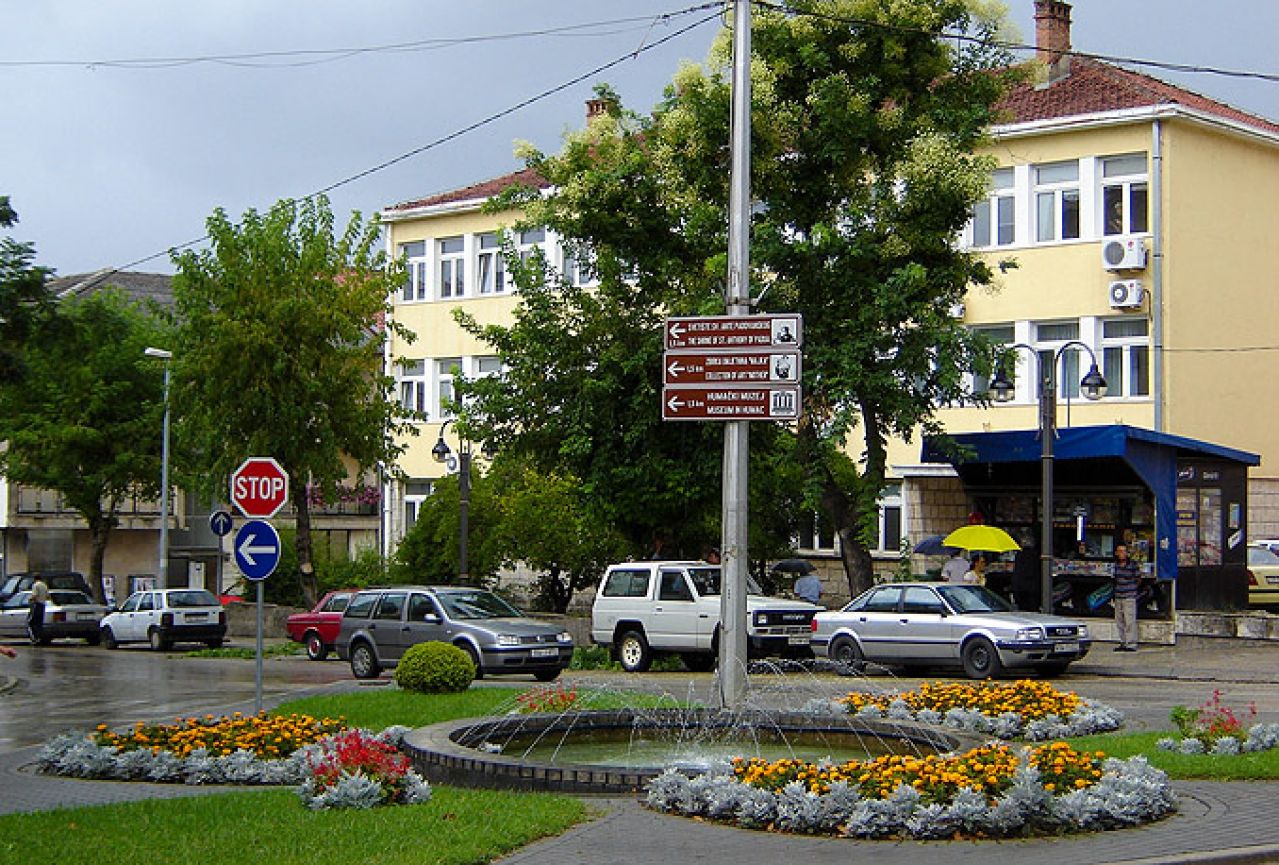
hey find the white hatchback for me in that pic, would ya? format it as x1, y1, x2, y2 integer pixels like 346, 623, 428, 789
99, 588, 227, 651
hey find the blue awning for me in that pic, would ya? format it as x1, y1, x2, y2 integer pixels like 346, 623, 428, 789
922, 425, 1258, 579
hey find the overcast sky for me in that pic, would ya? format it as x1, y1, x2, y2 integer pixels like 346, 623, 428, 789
4, 1, 1278, 277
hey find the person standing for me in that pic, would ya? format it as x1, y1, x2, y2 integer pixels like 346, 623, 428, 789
962, 554, 987, 586
1111, 544, 1142, 652
941, 551, 970, 583
793, 572, 822, 605
27, 577, 49, 645
1011, 536, 1042, 611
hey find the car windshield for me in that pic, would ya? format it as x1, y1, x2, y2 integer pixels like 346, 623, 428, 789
167, 590, 220, 608
936, 584, 1014, 614
1249, 547, 1279, 566
685, 567, 764, 597
437, 590, 522, 620
50, 591, 93, 606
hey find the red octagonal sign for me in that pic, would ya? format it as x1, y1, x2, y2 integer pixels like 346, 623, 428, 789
230, 457, 290, 519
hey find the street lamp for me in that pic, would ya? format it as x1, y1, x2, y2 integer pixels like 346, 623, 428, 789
432, 419, 472, 585
988, 341, 1106, 614
143, 347, 173, 589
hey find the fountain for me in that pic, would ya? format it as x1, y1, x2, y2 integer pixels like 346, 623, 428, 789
400, 667, 977, 795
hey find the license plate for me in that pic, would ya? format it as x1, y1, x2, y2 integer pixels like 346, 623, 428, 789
76, 613, 97, 621
788, 635, 810, 646
1054, 641, 1079, 653
185, 613, 208, 620
1266, 576, 1279, 585
530, 647, 558, 658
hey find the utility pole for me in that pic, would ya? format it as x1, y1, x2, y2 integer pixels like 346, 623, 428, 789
719, 0, 752, 709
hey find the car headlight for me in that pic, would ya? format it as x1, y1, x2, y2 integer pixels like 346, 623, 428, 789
752, 612, 768, 627
1077, 624, 1089, 639
557, 631, 573, 643
496, 634, 521, 647
1015, 626, 1045, 641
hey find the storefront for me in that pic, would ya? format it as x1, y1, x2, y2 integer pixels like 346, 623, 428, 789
921, 425, 1258, 616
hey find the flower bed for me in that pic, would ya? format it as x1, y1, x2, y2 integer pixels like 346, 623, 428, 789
1157, 690, 1279, 756
646, 742, 1176, 839
808, 680, 1123, 740
298, 728, 431, 809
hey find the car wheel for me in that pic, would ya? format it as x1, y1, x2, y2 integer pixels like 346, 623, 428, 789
533, 668, 561, 682
205, 639, 224, 649
304, 631, 329, 661
102, 627, 118, 650
84, 632, 102, 646
829, 636, 865, 674
148, 628, 171, 652
681, 652, 716, 673
349, 641, 381, 679
616, 629, 652, 673
461, 643, 484, 680
1036, 661, 1070, 678
961, 636, 1003, 680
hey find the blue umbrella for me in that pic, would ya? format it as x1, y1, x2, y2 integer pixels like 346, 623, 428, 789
912, 535, 955, 556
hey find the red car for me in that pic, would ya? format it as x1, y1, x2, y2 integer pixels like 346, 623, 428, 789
286, 589, 357, 660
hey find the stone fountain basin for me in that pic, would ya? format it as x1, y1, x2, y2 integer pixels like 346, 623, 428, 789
401, 708, 975, 796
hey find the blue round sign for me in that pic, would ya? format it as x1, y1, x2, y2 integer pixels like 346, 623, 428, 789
209, 509, 233, 537
233, 520, 281, 581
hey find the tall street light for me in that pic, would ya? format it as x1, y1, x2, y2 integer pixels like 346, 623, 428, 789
144, 347, 173, 589
989, 341, 1106, 615
431, 419, 471, 585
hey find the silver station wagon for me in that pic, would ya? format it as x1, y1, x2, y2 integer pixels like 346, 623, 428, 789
810, 582, 1091, 679
335, 586, 573, 682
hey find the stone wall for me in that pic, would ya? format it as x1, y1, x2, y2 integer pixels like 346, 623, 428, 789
1250, 476, 1279, 540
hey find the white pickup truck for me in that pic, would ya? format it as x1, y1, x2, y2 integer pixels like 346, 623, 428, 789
590, 560, 822, 672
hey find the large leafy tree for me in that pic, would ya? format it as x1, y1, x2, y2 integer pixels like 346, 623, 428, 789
171, 195, 413, 607
0, 288, 171, 602
463, 0, 1018, 596
0, 196, 56, 384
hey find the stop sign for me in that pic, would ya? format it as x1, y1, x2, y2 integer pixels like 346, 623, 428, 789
230, 457, 290, 518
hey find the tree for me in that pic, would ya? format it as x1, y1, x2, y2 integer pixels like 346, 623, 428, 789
392, 470, 502, 586
171, 196, 413, 607
0, 196, 56, 385
0, 288, 171, 602
464, 0, 1017, 597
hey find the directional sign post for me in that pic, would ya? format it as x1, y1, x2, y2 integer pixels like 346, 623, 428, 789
208, 510, 233, 537
665, 313, 802, 350
230, 457, 290, 519
664, 350, 801, 386
233, 519, 281, 715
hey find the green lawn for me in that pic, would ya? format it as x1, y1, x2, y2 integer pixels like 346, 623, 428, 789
1068, 730, 1279, 780
0, 787, 588, 865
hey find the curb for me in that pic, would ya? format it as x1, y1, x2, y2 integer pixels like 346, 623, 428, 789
0, 675, 17, 695
1103, 844, 1279, 865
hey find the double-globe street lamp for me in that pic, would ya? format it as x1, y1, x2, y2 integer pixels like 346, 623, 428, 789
988, 341, 1107, 614
431, 419, 472, 585
143, 347, 173, 589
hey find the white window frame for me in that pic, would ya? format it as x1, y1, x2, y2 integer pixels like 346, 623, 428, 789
875, 484, 903, 554
476, 231, 506, 295
438, 236, 465, 299
1033, 320, 1084, 401
970, 323, 1016, 398
397, 359, 428, 418
969, 167, 1016, 248
1099, 153, 1150, 237
562, 242, 598, 287
1101, 317, 1151, 399
1033, 160, 1081, 243
798, 511, 836, 554
434, 357, 461, 419
403, 479, 432, 528
399, 241, 428, 302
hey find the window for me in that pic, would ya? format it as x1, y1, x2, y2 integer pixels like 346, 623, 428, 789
407, 593, 438, 621
602, 569, 650, 598
877, 484, 903, 553
516, 227, 545, 271
399, 241, 427, 302
658, 571, 693, 601
475, 355, 502, 378
1101, 154, 1149, 236
862, 586, 902, 613
438, 236, 465, 299
1034, 321, 1082, 400
1034, 161, 1080, 242
435, 358, 461, 419
563, 244, 598, 286
344, 592, 378, 618
799, 511, 836, 552
971, 168, 1015, 248
476, 232, 506, 295
398, 359, 427, 416
902, 586, 943, 614
403, 480, 432, 528
971, 324, 1015, 396
374, 592, 406, 621
1101, 318, 1150, 397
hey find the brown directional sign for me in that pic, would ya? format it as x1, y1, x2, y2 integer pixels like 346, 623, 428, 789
662, 386, 801, 421
664, 314, 802, 350
664, 350, 801, 386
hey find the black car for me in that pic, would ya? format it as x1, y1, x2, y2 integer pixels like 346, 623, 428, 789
0, 572, 93, 605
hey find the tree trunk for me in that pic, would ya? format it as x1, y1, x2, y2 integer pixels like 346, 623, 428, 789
293, 479, 318, 609
85, 511, 115, 605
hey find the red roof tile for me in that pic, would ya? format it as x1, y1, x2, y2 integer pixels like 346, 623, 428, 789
997, 58, 1279, 137
385, 167, 548, 214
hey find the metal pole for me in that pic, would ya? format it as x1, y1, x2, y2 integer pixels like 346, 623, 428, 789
1039, 360, 1055, 615
719, 0, 752, 709
158, 360, 171, 589
459, 441, 471, 585
254, 579, 264, 714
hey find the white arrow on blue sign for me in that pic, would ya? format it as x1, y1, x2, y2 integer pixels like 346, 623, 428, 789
234, 519, 282, 581
209, 510, 233, 537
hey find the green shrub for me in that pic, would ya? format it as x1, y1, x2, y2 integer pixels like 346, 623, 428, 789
394, 641, 475, 693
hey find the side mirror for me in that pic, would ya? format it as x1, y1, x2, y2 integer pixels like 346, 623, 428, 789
422, 612, 441, 624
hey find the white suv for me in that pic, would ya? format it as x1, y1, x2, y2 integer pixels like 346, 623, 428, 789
590, 561, 821, 672
100, 589, 227, 651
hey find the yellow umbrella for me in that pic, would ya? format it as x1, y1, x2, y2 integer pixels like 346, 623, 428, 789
942, 525, 1021, 553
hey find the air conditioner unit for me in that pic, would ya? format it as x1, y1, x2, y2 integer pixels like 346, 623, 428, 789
949, 302, 966, 319
1102, 237, 1147, 271
1108, 280, 1145, 309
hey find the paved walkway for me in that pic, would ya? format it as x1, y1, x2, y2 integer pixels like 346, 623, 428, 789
5, 641, 1279, 865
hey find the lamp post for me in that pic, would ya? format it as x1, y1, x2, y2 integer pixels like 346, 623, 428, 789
989, 341, 1106, 614
144, 347, 173, 589
431, 419, 471, 584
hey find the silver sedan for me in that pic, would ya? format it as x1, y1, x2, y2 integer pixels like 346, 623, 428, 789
0, 589, 109, 645
811, 582, 1091, 679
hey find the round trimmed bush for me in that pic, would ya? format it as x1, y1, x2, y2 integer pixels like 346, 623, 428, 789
394, 641, 475, 693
